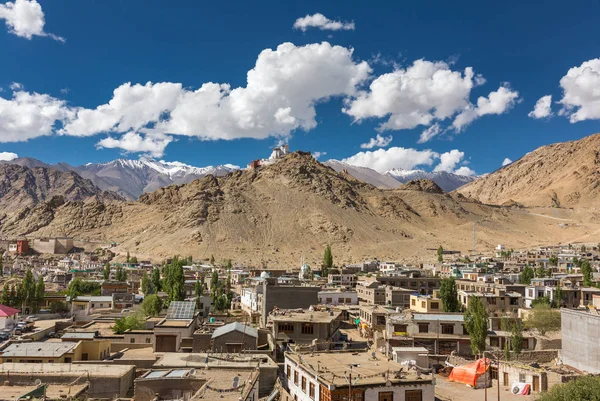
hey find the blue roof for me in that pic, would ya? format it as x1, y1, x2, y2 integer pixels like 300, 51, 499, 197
211, 322, 258, 339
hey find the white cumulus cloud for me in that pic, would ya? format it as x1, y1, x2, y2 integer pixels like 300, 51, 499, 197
452, 85, 520, 131
558, 58, 600, 122
312, 151, 327, 159
0, 90, 73, 142
360, 133, 392, 149
454, 166, 476, 176
341, 146, 440, 173
433, 149, 464, 173
343, 60, 487, 132
0, 151, 18, 161
528, 95, 553, 119
0, 42, 371, 156
293, 13, 355, 32
502, 157, 512, 166
418, 123, 443, 144
96, 132, 173, 158
0, 0, 64, 41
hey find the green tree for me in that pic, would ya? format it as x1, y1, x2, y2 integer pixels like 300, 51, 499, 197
130, 256, 138, 264
502, 317, 524, 356
504, 342, 511, 361
194, 280, 203, 310
524, 303, 561, 335
532, 295, 552, 307
439, 277, 461, 312
226, 267, 232, 297
67, 278, 101, 299
50, 301, 69, 313
126, 251, 130, 263
464, 296, 488, 356
548, 255, 558, 266
103, 263, 111, 280
141, 294, 163, 316
537, 376, 600, 401
520, 266, 534, 285
112, 314, 145, 334
115, 266, 128, 282
33, 276, 45, 313
162, 256, 185, 302
322, 245, 333, 275
210, 270, 219, 299
0, 257, 3, 277
580, 259, 593, 286
553, 286, 564, 308
581, 245, 587, 252
536, 265, 547, 278
210, 255, 215, 265
22, 269, 36, 311
1, 282, 10, 306
141, 273, 153, 295
9, 285, 17, 307
226, 259, 232, 270
152, 267, 161, 292
437, 246, 444, 263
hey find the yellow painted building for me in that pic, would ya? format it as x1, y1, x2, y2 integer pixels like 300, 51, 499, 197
0, 341, 83, 363
409, 294, 443, 313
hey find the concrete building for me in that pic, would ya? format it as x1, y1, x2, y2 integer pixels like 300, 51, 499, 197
318, 289, 358, 305
0, 363, 135, 399
409, 294, 443, 313
269, 309, 343, 344
0, 342, 83, 363
392, 346, 429, 368
71, 295, 114, 316
327, 273, 357, 287
386, 287, 414, 308
561, 308, 600, 373
458, 290, 523, 314
211, 322, 258, 352
0, 304, 20, 329
356, 281, 386, 304
284, 351, 435, 401
260, 279, 319, 327
60, 332, 112, 360
31, 237, 74, 254
377, 274, 441, 296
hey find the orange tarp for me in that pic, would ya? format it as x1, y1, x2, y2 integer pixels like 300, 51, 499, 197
448, 358, 490, 387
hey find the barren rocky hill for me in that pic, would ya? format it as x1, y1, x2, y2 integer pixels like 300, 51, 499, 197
457, 133, 600, 208
0, 152, 597, 265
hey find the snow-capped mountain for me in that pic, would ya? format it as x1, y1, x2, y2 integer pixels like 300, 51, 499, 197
75, 158, 240, 200
324, 160, 403, 189
386, 169, 476, 192
2, 157, 239, 200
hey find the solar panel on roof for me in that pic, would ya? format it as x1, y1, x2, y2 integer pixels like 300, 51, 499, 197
166, 301, 195, 319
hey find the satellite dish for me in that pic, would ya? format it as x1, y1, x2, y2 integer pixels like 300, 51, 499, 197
34, 379, 42, 386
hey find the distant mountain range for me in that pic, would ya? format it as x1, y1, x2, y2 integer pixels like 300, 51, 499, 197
324, 160, 476, 192
3, 157, 239, 200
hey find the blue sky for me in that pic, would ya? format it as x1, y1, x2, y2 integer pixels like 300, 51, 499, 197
0, 0, 599, 175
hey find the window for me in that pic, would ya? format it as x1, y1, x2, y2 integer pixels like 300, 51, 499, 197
302, 376, 307, 392
421, 301, 426, 308
346, 298, 352, 303
326, 298, 333, 303
376, 315, 386, 326
378, 391, 394, 401
405, 389, 422, 401
441, 324, 454, 335
411, 299, 416, 306
6, 359, 11, 363
294, 371, 299, 385
393, 324, 408, 333
287, 365, 291, 378
145, 337, 151, 344
64, 357, 72, 363
462, 324, 469, 335
279, 323, 294, 333
519, 373, 526, 382
301, 324, 314, 335
418, 323, 429, 333
309, 382, 315, 399
130, 338, 135, 343
430, 302, 439, 310
522, 338, 529, 350
488, 297, 496, 305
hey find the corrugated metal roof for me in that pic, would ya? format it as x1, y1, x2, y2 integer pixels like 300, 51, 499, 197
211, 322, 258, 339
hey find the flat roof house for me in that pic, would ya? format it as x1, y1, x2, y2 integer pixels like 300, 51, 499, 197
0, 342, 83, 363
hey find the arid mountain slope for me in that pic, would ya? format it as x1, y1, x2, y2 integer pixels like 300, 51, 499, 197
457, 134, 600, 208
3, 152, 597, 265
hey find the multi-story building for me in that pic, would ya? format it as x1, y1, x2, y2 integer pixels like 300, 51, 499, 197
458, 290, 523, 314
376, 275, 441, 296
318, 289, 358, 305
409, 294, 443, 313
327, 273, 357, 287
284, 351, 435, 401
356, 282, 386, 304
269, 309, 343, 344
